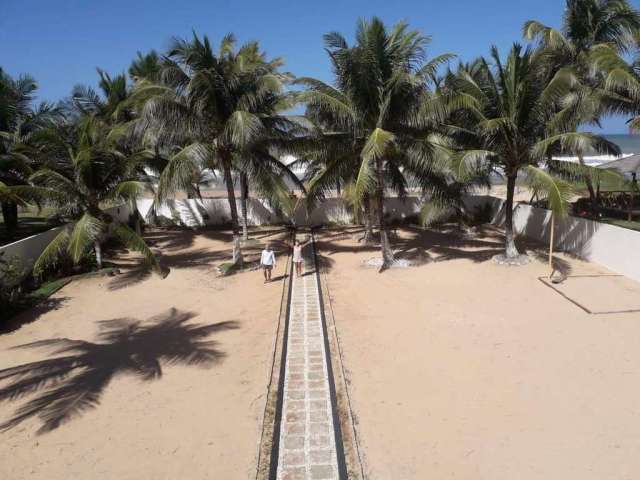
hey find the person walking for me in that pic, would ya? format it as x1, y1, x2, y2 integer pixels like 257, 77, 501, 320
291, 237, 312, 277
290, 238, 311, 277
260, 243, 276, 283
292, 240, 304, 277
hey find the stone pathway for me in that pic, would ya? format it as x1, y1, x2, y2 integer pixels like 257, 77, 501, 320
276, 244, 340, 480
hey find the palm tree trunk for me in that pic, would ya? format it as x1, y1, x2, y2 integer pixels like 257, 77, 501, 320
1, 200, 18, 234
548, 211, 555, 277
376, 158, 394, 267
504, 172, 520, 259
362, 195, 374, 243
94, 241, 103, 269
578, 153, 598, 212
240, 172, 249, 242
221, 154, 243, 265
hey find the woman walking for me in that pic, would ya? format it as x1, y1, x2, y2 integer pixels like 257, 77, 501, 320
291, 238, 310, 277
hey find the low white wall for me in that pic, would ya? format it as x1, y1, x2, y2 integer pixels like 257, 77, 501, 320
0, 227, 63, 272
136, 197, 422, 227
4, 196, 639, 284
136, 198, 284, 227
466, 195, 640, 283
0, 205, 132, 274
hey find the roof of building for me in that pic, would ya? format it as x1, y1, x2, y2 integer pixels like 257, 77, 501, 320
598, 155, 640, 174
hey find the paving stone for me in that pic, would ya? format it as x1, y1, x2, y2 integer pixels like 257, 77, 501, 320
285, 411, 304, 423
309, 435, 331, 448
309, 400, 327, 411
286, 390, 305, 400
310, 464, 335, 479
288, 373, 304, 382
281, 466, 306, 480
287, 381, 304, 390
276, 247, 339, 480
287, 400, 305, 411
283, 451, 305, 466
310, 409, 328, 422
309, 390, 327, 399
283, 435, 305, 450
309, 422, 330, 435
308, 380, 325, 390
309, 449, 333, 464
285, 423, 305, 435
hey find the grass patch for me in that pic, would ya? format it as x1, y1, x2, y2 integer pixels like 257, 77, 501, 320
599, 217, 640, 232
217, 262, 239, 276
28, 278, 72, 302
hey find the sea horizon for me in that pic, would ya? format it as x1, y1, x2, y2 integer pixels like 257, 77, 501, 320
554, 133, 640, 166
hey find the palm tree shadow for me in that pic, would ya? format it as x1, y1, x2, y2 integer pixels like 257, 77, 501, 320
0, 308, 238, 434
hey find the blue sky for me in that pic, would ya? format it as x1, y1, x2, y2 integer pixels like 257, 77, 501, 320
1, 0, 637, 132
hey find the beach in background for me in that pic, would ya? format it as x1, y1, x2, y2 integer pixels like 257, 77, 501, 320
555, 134, 640, 166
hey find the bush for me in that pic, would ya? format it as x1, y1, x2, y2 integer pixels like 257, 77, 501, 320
471, 203, 494, 224
420, 203, 456, 227
0, 252, 29, 317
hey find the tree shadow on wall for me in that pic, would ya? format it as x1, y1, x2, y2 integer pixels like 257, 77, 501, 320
0, 308, 238, 434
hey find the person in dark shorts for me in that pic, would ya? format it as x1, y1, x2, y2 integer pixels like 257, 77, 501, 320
260, 243, 276, 283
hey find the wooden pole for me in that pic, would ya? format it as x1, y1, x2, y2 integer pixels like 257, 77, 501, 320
548, 211, 555, 277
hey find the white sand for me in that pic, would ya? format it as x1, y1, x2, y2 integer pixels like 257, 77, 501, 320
0, 228, 289, 480
319, 226, 640, 479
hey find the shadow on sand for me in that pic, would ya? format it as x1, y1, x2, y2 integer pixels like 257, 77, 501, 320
316, 225, 509, 270
1, 297, 70, 335
313, 223, 577, 274
0, 308, 238, 434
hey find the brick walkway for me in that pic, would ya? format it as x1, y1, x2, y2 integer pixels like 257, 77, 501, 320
276, 245, 340, 480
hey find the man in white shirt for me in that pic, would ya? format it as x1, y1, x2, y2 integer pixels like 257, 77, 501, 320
260, 244, 276, 283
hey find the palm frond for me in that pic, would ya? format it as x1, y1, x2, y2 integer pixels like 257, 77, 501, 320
33, 227, 71, 275
112, 223, 159, 271
68, 213, 104, 264
524, 165, 573, 218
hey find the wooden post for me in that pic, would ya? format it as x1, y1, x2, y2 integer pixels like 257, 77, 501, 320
548, 211, 555, 277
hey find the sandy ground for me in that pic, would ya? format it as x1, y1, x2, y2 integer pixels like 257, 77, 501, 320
0, 228, 290, 480
318, 226, 640, 480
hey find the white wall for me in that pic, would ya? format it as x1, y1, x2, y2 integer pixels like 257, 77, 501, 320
0, 205, 132, 274
136, 197, 422, 227
465, 195, 640, 283
3, 197, 639, 284
1, 227, 63, 272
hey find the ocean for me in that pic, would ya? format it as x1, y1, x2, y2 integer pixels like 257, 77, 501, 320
557, 134, 640, 167
604, 134, 640, 155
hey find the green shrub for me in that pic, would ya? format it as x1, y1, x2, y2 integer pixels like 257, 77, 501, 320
0, 252, 29, 317
471, 203, 494, 224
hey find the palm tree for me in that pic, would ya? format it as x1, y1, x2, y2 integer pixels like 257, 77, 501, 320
523, 0, 640, 207
28, 116, 158, 274
583, 42, 640, 139
0, 69, 60, 233
129, 33, 301, 263
447, 44, 619, 260
525, 0, 640, 56
129, 51, 163, 84
297, 18, 457, 268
